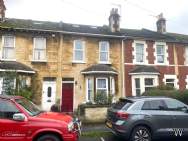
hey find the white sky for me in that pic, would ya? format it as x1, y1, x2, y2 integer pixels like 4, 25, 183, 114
5, 0, 188, 34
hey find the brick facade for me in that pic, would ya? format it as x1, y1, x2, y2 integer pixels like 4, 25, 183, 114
124, 39, 188, 96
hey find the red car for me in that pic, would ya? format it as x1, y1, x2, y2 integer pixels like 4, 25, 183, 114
0, 95, 81, 141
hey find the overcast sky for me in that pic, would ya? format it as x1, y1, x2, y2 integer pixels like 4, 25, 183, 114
4, 0, 188, 34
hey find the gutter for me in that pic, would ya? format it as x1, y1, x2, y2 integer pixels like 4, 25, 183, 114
0, 27, 124, 38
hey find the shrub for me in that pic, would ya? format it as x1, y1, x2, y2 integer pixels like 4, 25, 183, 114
95, 91, 108, 105
143, 85, 188, 104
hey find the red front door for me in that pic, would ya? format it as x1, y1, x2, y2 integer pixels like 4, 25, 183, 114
61, 83, 74, 113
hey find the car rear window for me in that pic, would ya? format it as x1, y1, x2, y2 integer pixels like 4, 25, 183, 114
112, 99, 133, 110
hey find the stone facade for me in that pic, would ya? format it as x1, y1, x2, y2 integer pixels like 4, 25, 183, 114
0, 31, 123, 111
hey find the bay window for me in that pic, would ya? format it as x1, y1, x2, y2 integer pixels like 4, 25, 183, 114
96, 78, 108, 95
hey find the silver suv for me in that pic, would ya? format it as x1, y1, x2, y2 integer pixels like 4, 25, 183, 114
106, 96, 188, 141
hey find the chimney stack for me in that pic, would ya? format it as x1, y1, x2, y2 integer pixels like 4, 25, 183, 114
156, 13, 166, 33
109, 8, 120, 32
0, 0, 6, 22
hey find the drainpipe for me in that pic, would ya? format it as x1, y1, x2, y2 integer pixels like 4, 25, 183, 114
58, 34, 63, 111
121, 38, 126, 98
173, 43, 179, 89
173, 43, 179, 75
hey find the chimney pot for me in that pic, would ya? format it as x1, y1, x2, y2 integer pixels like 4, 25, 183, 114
156, 13, 166, 33
0, 0, 6, 22
109, 8, 120, 32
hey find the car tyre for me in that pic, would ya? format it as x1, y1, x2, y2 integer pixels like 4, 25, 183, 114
36, 134, 61, 141
130, 126, 151, 141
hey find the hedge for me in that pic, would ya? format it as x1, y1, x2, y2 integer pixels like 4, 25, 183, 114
143, 85, 188, 105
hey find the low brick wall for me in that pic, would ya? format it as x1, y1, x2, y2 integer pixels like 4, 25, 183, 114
78, 104, 110, 123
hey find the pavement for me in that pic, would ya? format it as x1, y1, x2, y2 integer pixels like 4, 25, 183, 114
80, 123, 188, 141
81, 123, 109, 132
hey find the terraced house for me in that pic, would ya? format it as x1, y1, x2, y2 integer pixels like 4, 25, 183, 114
123, 14, 188, 96
0, 0, 188, 112
0, 1, 124, 112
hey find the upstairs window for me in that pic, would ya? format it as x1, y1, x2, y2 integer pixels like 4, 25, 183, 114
135, 43, 144, 63
33, 37, 46, 61
156, 45, 165, 63
99, 41, 109, 63
73, 40, 85, 62
2, 36, 15, 60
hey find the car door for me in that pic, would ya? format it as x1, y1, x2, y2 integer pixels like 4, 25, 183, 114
0, 98, 28, 141
141, 100, 173, 137
164, 98, 188, 137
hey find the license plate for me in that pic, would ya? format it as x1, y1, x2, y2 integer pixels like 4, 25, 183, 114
106, 121, 112, 128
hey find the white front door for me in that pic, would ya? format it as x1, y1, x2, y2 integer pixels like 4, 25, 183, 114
42, 81, 56, 111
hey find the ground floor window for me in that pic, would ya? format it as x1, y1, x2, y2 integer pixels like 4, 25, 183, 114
85, 76, 116, 103
86, 78, 94, 102
96, 78, 108, 95
163, 75, 178, 89
132, 75, 158, 96
0, 77, 15, 95
144, 78, 154, 91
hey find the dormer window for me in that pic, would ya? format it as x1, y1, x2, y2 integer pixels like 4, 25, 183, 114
2, 36, 15, 60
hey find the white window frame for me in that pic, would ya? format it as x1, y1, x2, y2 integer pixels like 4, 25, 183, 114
131, 75, 158, 96
73, 40, 85, 63
163, 75, 179, 89
186, 75, 188, 89
110, 77, 115, 95
96, 77, 108, 96
86, 77, 94, 102
154, 42, 169, 65
1, 35, 16, 61
99, 41, 110, 64
32, 37, 47, 62
0, 77, 16, 95
132, 40, 148, 64
185, 46, 188, 65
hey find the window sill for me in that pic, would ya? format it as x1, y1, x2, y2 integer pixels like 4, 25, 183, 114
31, 60, 47, 63
72, 61, 86, 64
1, 59, 16, 61
99, 62, 112, 65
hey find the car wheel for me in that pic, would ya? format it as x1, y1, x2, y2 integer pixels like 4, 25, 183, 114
36, 134, 61, 141
130, 126, 151, 141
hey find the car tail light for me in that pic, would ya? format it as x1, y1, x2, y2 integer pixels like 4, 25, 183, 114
116, 112, 129, 120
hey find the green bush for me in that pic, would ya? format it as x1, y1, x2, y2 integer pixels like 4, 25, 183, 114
143, 85, 188, 104
95, 91, 108, 105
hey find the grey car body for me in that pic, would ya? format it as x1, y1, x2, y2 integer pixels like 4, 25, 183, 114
106, 96, 188, 141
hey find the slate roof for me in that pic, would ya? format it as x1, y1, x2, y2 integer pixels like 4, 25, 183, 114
81, 64, 117, 75
129, 66, 160, 75
0, 18, 185, 42
167, 33, 188, 44
0, 61, 35, 74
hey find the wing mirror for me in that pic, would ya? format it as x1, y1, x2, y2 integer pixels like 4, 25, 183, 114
182, 107, 188, 113
13, 113, 26, 121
